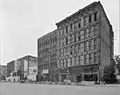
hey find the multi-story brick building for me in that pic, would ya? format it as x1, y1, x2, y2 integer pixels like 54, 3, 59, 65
38, 30, 58, 81
56, 1, 114, 83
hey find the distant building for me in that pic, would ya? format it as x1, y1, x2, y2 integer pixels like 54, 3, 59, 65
7, 61, 15, 77
27, 56, 38, 81
38, 30, 58, 81
0, 65, 7, 80
6, 55, 38, 82
17, 55, 38, 81
1, 65, 7, 77
56, 1, 114, 83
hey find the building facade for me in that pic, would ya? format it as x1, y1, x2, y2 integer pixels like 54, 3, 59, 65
38, 30, 58, 82
27, 56, 38, 81
7, 61, 15, 77
56, 1, 114, 83
0, 65, 7, 80
17, 55, 38, 81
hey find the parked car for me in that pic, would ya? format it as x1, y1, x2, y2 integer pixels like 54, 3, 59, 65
20, 80, 25, 83
63, 80, 71, 85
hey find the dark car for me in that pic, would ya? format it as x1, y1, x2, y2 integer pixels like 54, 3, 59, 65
20, 80, 25, 83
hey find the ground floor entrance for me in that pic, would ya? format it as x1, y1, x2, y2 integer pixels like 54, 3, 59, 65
76, 73, 98, 82
84, 73, 98, 81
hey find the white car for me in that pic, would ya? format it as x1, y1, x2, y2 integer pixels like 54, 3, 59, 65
63, 80, 71, 85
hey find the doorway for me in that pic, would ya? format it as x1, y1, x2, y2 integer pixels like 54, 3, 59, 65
76, 75, 81, 82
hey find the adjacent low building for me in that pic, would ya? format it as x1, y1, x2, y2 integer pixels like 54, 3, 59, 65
17, 55, 38, 81
6, 55, 38, 82
0, 65, 7, 80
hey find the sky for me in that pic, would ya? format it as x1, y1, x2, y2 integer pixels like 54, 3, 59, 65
0, 0, 119, 65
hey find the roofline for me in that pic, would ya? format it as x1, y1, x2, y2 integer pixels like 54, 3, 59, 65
37, 29, 57, 41
56, 1, 112, 30
98, 2, 113, 29
56, 1, 99, 26
17, 55, 37, 61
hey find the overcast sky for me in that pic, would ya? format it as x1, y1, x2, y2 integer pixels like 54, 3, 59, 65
0, 0, 119, 65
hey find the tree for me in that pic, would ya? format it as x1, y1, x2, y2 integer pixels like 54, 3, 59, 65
115, 55, 120, 74
103, 65, 117, 83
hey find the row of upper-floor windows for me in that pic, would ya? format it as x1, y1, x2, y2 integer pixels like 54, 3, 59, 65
38, 36, 57, 48
38, 56, 50, 62
59, 24, 99, 47
29, 61, 37, 67
57, 52, 99, 68
58, 38, 99, 57
38, 62, 57, 70
38, 52, 57, 62
50, 52, 57, 61
38, 50, 56, 58
59, 12, 98, 37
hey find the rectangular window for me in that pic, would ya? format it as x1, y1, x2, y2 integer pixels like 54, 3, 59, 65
94, 39, 97, 49
61, 60, 63, 68
66, 37, 68, 45
74, 45, 77, 54
91, 54, 94, 64
76, 32, 78, 41
85, 29, 89, 39
80, 55, 84, 65
89, 54, 92, 64
68, 58, 70, 67
70, 46, 73, 55
74, 57, 76, 66
89, 15, 92, 23
81, 35, 84, 40
81, 43, 84, 53
74, 33, 76, 42
70, 23, 73, 32
78, 32, 81, 41
63, 59, 66, 67
78, 22, 81, 28
86, 55, 89, 64
66, 26, 68, 34
84, 17, 88, 26
74, 22, 77, 30
80, 30, 84, 40
70, 58, 72, 66
85, 41, 89, 52
66, 59, 68, 67
94, 24, 99, 36
59, 30, 61, 37
89, 40, 92, 50
62, 29, 64, 36
94, 12, 97, 21
76, 56, 79, 66
81, 18, 84, 27
72, 57, 75, 66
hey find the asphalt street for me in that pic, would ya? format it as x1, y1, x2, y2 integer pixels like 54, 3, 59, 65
0, 82, 120, 95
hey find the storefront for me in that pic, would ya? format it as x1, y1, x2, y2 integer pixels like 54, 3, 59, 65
58, 68, 69, 82
40, 69, 49, 81
49, 68, 58, 82
68, 64, 99, 82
